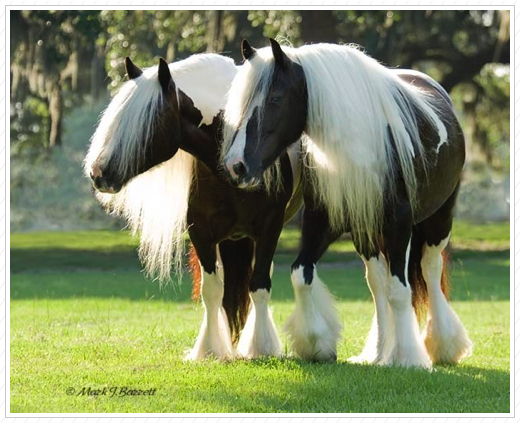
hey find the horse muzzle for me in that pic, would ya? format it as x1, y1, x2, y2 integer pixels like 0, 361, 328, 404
223, 158, 257, 188
90, 173, 122, 194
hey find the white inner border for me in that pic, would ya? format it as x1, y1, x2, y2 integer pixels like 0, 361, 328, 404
4, 5, 515, 417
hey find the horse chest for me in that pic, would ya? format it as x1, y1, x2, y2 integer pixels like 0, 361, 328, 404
188, 171, 278, 241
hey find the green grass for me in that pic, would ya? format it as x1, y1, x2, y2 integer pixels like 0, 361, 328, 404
10, 222, 510, 413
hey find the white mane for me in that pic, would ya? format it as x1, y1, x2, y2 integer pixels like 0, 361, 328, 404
223, 44, 439, 248
85, 54, 237, 281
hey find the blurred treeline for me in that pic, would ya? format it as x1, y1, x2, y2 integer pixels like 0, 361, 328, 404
10, 10, 511, 230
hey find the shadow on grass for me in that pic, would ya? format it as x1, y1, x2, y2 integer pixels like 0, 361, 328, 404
181, 358, 510, 413
11, 247, 509, 302
9, 247, 361, 274
10, 247, 141, 274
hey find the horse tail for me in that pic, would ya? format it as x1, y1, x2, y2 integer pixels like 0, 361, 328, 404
407, 226, 429, 319
219, 238, 254, 343
189, 243, 202, 302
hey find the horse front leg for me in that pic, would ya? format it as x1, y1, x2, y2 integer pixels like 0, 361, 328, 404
185, 228, 235, 361
236, 216, 284, 359
285, 206, 342, 362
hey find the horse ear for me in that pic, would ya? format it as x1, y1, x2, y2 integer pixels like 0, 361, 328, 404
269, 38, 290, 69
158, 58, 173, 92
241, 39, 256, 61
125, 57, 143, 80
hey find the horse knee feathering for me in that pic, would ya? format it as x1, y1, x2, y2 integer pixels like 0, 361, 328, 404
84, 53, 304, 360
221, 39, 472, 368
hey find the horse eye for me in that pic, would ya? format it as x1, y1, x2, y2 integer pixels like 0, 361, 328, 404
269, 96, 282, 104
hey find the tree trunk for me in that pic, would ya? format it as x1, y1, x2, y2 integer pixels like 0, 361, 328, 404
463, 88, 490, 164
166, 40, 176, 62
300, 11, 337, 43
206, 10, 224, 52
90, 45, 107, 103
48, 85, 62, 148
225, 11, 262, 62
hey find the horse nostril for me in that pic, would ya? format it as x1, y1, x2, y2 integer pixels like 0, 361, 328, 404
92, 175, 118, 194
233, 161, 247, 178
90, 163, 103, 179
93, 175, 104, 189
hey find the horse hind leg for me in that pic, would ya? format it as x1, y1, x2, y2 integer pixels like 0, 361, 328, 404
419, 193, 472, 364
421, 236, 472, 363
348, 253, 394, 365
380, 201, 432, 369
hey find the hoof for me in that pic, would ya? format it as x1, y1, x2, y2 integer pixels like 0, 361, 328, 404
423, 315, 473, 364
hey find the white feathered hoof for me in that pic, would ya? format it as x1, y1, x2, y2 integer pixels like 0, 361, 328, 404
347, 315, 382, 364
184, 345, 234, 362
347, 342, 379, 364
349, 322, 431, 368
423, 309, 473, 364
379, 276, 432, 370
184, 340, 235, 362
348, 353, 372, 364
285, 266, 341, 362
286, 326, 338, 362
184, 307, 236, 362
236, 289, 283, 359
350, 333, 431, 369
379, 341, 432, 369
236, 325, 283, 359
420, 236, 472, 365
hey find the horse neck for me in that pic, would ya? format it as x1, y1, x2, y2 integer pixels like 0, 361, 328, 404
179, 117, 220, 172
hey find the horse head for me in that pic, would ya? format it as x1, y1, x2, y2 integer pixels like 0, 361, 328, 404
86, 57, 185, 194
222, 39, 307, 188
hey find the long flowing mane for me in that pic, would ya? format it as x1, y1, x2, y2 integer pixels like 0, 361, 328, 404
223, 43, 440, 247
85, 54, 237, 281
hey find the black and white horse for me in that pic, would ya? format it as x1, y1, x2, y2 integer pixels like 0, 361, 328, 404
84, 53, 303, 360
221, 39, 472, 368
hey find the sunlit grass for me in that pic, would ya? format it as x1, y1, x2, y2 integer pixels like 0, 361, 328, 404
9, 221, 510, 413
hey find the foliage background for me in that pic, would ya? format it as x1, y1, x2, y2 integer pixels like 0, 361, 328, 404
10, 10, 511, 230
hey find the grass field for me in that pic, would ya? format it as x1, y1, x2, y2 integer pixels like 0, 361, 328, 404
10, 221, 510, 413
